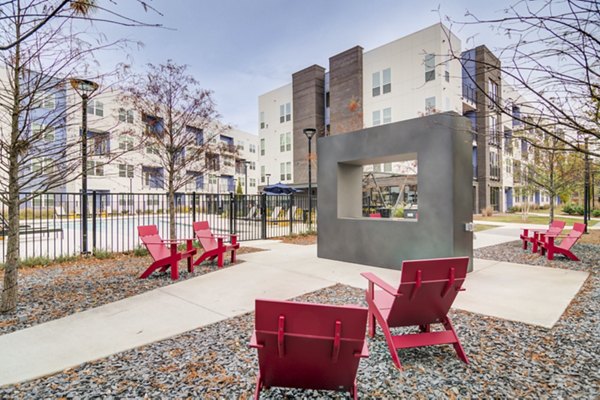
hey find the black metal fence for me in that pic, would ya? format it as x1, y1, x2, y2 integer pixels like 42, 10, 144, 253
0, 192, 317, 262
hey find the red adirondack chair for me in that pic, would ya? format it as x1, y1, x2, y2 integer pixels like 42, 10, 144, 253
249, 299, 369, 400
369, 213, 382, 218
520, 220, 565, 252
361, 256, 470, 370
192, 221, 239, 268
537, 222, 586, 261
137, 225, 196, 280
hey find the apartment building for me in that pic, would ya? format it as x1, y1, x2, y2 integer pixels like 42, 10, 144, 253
258, 23, 552, 212
0, 69, 259, 212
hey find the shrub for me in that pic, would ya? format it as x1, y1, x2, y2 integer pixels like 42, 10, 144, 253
592, 209, 600, 218
93, 248, 113, 260
508, 205, 522, 213
133, 245, 149, 257
562, 203, 584, 215
393, 207, 404, 218
481, 206, 493, 217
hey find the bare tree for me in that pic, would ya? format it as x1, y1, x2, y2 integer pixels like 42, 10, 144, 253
0, 0, 159, 313
446, 0, 599, 156
124, 60, 226, 240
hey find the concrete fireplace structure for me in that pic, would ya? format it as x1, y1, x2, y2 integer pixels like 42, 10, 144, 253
317, 112, 474, 271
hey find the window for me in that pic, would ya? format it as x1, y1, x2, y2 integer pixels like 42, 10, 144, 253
250, 161, 256, 170
325, 92, 330, 107
372, 110, 381, 126
32, 123, 55, 141
490, 187, 500, 211
87, 161, 104, 176
261, 165, 266, 183
425, 54, 435, 82
372, 68, 391, 97
260, 138, 265, 156
382, 108, 391, 124
119, 135, 134, 151
119, 108, 134, 123
249, 143, 256, 153
260, 112, 265, 129
280, 132, 291, 152
383, 163, 392, 172
250, 178, 256, 188
36, 91, 55, 109
118, 164, 134, 178
237, 141, 245, 151
280, 162, 285, 181
280, 102, 291, 123
92, 133, 110, 155
489, 115, 499, 146
489, 150, 500, 180
372, 71, 381, 97
488, 79, 498, 108
146, 144, 160, 155
382, 68, 391, 94
425, 97, 436, 115
87, 100, 104, 117
444, 60, 450, 82
31, 158, 43, 174
286, 162, 291, 180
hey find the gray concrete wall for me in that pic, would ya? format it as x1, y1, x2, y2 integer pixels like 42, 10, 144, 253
317, 112, 473, 271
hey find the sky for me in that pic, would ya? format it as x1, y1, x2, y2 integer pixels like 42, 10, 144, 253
93, 0, 512, 134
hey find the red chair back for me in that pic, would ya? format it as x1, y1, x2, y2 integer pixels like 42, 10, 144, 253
547, 220, 566, 235
254, 299, 368, 392
559, 222, 585, 250
193, 221, 218, 252
386, 257, 469, 327
369, 213, 382, 218
137, 225, 169, 261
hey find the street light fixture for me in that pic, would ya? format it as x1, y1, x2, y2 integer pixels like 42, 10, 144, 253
303, 128, 317, 231
70, 78, 99, 255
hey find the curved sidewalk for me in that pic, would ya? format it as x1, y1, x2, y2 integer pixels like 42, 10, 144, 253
0, 234, 589, 387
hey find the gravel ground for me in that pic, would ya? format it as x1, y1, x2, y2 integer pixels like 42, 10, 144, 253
2, 237, 598, 399
0, 246, 264, 336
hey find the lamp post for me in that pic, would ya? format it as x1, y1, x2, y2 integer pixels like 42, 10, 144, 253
70, 78, 98, 255
303, 128, 317, 231
584, 137, 589, 233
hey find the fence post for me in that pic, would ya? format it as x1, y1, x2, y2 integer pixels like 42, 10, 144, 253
289, 193, 293, 236
229, 192, 234, 235
192, 191, 196, 224
261, 193, 267, 239
92, 190, 97, 254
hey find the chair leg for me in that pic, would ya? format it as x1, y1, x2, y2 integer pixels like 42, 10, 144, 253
231, 249, 236, 264
442, 317, 469, 364
253, 372, 262, 400
218, 250, 224, 268
367, 309, 376, 338
187, 256, 193, 273
377, 317, 402, 370
170, 261, 179, 280
139, 261, 164, 279
419, 324, 431, 333
350, 380, 358, 400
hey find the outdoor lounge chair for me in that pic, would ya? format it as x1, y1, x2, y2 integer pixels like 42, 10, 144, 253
537, 222, 586, 261
369, 213, 382, 218
192, 221, 239, 268
361, 256, 470, 370
520, 220, 565, 253
249, 299, 369, 400
137, 225, 196, 280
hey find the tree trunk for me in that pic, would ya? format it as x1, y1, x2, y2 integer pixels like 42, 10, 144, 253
168, 172, 176, 240
1, 35, 22, 313
549, 151, 555, 222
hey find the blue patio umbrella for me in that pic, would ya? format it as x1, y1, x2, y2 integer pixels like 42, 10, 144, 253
262, 182, 301, 195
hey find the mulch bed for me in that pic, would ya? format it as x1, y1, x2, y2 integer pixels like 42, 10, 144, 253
273, 234, 317, 245
1, 241, 598, 398
0, 246, 264, 336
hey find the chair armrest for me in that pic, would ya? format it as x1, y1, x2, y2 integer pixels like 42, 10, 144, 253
160, 238, 194, 243
360, 272, 400, 296
248, 332, 263, 349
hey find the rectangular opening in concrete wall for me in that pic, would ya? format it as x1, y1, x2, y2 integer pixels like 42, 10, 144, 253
336, 152, 418, 220
363, 158, 418, 220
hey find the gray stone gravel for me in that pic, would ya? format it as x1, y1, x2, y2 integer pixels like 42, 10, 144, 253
0, 247, 264, 336
1, 241, 598, 398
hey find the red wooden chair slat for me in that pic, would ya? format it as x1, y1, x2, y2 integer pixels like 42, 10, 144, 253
361, 256, 469, 370
137, 225, 196, 280
369, 213, 382, 218
538, 222, 585, 261
192, 221, 239, 268
249, 299, 369, 400
520, 220, 565, 252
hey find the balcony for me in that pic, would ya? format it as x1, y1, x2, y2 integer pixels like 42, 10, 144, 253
462, 84, 477, 112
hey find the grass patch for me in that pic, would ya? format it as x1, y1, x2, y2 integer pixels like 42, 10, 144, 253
474, 214, 597, 227
93, 248, 114, 260
474, 224, 497, 232
132, 246, 149, 257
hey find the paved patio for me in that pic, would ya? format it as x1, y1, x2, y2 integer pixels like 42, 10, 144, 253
0, 232, 589, 387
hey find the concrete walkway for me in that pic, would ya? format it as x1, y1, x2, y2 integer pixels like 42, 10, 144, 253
0, 231, 589, 386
